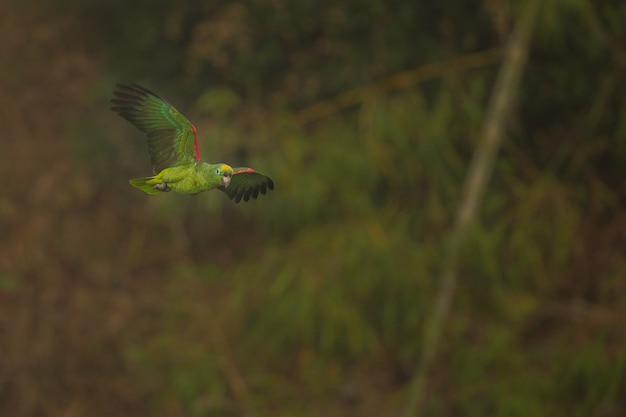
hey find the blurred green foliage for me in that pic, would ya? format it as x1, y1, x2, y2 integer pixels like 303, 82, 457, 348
1, 0, 625, 416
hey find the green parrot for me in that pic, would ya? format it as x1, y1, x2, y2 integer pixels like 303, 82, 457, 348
111, 83, 274, 203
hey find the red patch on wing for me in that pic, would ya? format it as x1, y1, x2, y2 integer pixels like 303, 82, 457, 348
191, 125, 201, 160
234, 168, 255, 175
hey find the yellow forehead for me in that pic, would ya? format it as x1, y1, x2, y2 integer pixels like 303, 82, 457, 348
221, 164, 233, 174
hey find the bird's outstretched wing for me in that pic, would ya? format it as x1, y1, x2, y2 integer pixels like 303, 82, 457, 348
111, 83, 201, 173
221, 167, 274, 203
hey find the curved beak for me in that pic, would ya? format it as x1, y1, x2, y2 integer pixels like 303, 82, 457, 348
220, 176, 231, 188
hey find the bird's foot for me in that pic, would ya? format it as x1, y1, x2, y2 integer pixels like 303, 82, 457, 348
152, 183, 170, 192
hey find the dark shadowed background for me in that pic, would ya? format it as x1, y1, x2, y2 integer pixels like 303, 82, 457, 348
1, 1, 625, 416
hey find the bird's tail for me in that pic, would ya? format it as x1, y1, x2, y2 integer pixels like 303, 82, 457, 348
129, 176, 163, 194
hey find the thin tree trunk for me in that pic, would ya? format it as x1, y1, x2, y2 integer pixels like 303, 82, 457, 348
402, 2, 541, 416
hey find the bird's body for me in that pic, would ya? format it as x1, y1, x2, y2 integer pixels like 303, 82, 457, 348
111, 84, 273, 202
129, 162, 233, 195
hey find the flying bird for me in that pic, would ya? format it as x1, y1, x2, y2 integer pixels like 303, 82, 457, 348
111, 83, 274, 203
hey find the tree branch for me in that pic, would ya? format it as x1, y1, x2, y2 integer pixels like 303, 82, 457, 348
295, 48, 503, 126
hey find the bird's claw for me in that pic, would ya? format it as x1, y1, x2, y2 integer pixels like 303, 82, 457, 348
152, 183, 170, 192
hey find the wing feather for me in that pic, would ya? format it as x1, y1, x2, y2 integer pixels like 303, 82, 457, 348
111, 83, 201, 173
221, 167, 274, 203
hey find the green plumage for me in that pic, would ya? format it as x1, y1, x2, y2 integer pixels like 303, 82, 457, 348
111, 84, 274, 202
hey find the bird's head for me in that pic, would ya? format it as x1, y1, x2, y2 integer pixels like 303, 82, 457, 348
216, 164, 234, 188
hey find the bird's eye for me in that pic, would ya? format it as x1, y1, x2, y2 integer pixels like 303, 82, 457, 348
216, 168, 221, 175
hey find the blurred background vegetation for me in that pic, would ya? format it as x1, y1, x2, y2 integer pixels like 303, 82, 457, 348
0, 0, 625, 416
